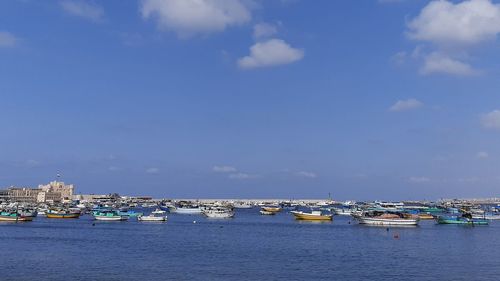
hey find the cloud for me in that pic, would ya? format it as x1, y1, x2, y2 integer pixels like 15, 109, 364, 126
420, 52, 478, 76
297, 171, 317, 178
238, 39, 304, 69
0, 31, 17, 47
228, 172, 258, 180
389, 98, 423, 112
409, 176, 430, 183
213, 165, 237, 173
60, 0, 104, 22
407, 0, 500, 46
141, 0, 251, 38
404, 0, 500, 76
481, 110, 500, 130
146, 167, 160, 174
477, 151, 489, 159
253, 22, 278, 39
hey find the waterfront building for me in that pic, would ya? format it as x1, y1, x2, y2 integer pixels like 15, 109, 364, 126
38, 181, 74, 203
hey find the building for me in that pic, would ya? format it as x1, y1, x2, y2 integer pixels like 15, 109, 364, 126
0, 181, 75, 203
38, 181, 74, 203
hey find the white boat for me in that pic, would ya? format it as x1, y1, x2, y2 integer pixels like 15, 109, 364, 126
353, 212, 419, 226
331, 207, 355, 216
170, 205, 203, 215
138, 212, 167, 222
203, 207, 234, 218
233, 202, 253, 209
472, 214, 500, 220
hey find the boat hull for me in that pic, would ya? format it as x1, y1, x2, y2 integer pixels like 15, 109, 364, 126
291, 211, 333, 221
0, 215, 33, 222
171, 208, 202, 215
94, 215, 128, 221
355, 217, 419, 226
138, 216, 167, 222
46, 213, 80, 219
437, 217, 488, 225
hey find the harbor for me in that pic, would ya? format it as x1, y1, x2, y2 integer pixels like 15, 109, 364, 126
2, 199, 500, 281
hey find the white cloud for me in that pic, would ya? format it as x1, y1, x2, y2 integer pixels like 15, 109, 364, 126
407, 0, 500, 46
60, 0, 104, 22
0, 31, 17, 47
141, 0, 251, 37
409, 176, 430, 183
481, 110, 500, 130
253, 22, 278, 39
297, 171, 317, 178
238, 39, 304, 69
146, 167, 160, 174
213, 165, 237, 173
228, 172, 258, 180
389, 98, 423, 112
477, 151, 489, 159
420, 52, 478, 76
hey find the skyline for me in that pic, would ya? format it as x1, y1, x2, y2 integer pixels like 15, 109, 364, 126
1, 0, 500, 200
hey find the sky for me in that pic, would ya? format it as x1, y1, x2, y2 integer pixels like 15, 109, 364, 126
1, 0, 500, 200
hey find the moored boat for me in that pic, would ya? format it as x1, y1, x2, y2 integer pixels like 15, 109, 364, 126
93, 210, 128, 221
138, 210, 167, 222
46, 209, 80, 219
291, 210, 333, 221
353, 211, 419, 226
203, 206, 234, 218
0, 211, 33, 222
437, 216, 489, 225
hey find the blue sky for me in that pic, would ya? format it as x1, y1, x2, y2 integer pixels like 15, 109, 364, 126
1, 0, 500, 200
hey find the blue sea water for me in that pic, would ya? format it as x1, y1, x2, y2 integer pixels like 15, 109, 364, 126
1, 208, 500, 281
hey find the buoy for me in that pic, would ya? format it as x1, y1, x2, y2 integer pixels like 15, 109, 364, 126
386, 228, 389, 232
394, 233, 399, 239
193, 220, 197, 224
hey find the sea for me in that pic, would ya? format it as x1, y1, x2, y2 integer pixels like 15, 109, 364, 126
1, 208, 500, 281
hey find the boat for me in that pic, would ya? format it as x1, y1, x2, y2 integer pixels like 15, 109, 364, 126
93, 210, 128, 221
437, 216, 489, 225
291, 210, 333, 221
117, 210, 143, 217
260, 210, 277, 215
261, 206, 281, 213
331, 207, 355, 216
170, 204, 203, 215
233, 202, 253, 209
353, 211, 419, 226
46, 212, 80, 219
0, 211, 33, 222
472, 213, 500, 220
138, 210, 167, 222
417, 213, 435, 220
203, 206, 234, 218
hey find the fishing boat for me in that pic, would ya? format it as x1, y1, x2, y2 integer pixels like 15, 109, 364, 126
0, 211, 33, 222
260, 210, 277, 215
203, 206, 234, 219
291, 210, 333, 221
417, 213, 435, 220
233, 202, 253, 209
138, 210, 167, 222
170, 204, 203, 215
117, 210, 143, 217
261, 206, 281, 213
437, 216, 489, 225
472, 213, 500, 220
46, 211, 80, 219
353, 211, 419, 226
331, 207, 355, 216
93, 210, 128, 221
